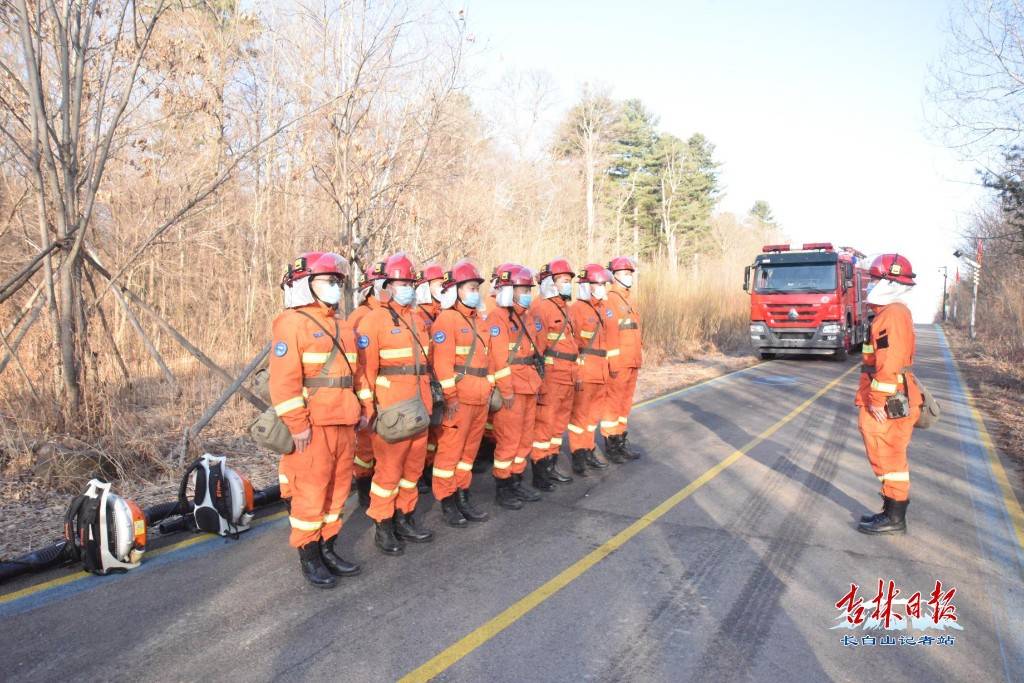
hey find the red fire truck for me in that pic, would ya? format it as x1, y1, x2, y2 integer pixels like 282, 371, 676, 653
743, 242, 869, 360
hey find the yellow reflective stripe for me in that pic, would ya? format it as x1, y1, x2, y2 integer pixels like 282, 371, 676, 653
380, 347, 413, 359
323, 512, 341, 524
433, 467, 455, 478
493, 459, 513, 469
426, 443, 437, 453
274, 396, 305, 416
533, 441, 550, 449
547, 332, 563, 341
398, 478, 417, 489
357, 389, 373, 401
862, 344, 874, 353
289, 516, 323, 531
567, 423, 585, 434
455, 345, 473, 355
370, 482, 398, 498
878, 472, 910, 482
375, 376, 392, 388
586, 424, 597, 432
278, 474, 289, 484
580, 330, 595, 339
544, 357, 554, 365
456, 462, 473, 471
600, 420, 619, 428
618, 416, 628, 424
485, 422, 494, 430
870, 379, 898, 394
493, 367, 512, 380
607, 348, 620, 357
508, 342, 518, 350
513, 456, 527, 464
346, 352, 358, 363
550, 437, 563, 445
302, 352, 331, 364
487, 374, 495, 384
439, 377, 457, 389
354, 455, 374, 469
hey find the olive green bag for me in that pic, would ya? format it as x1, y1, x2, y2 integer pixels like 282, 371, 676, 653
374, 309, 432, 443
912, 375, 941, 429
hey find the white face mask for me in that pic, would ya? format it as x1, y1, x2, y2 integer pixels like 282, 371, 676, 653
496, 287, 515, 307
439, 286, 458, 310
415, 282, 432, 305
372, 280, 386, 299
539, 276, 558, 300
866, 279, 911, 306
592, 284, 607, 300
577, 282, 591, 301
615, 273, 633, 288
311, 279, 342, 306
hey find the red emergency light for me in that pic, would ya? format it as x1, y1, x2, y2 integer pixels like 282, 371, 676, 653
802, 242, 834, 251
762, 244, 791, 253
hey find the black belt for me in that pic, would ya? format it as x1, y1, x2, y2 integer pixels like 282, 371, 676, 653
455, 365, 488, 377
619, 322, 639, 330
544, 350, 578, 362
303, 376, 353, 388
510, 357, 538, 365
861, 365, 912, 375
379, 365, 428, 376
580, 348, 607, 357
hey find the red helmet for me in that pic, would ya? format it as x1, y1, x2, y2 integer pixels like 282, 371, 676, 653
417, 263, 445, 285
357, 260, 387, 293
868, 253, 915, 286
490, 262, 515, 284
608, 256, 637, 273
495, 263, 535, 287
282, 252, 348, 287
442, 259, 484, 290
577, 263, 614, 284
382, 252, 416, 282
538, 257, 574, 281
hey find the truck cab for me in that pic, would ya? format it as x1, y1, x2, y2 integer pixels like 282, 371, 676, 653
744, 243, 868, 359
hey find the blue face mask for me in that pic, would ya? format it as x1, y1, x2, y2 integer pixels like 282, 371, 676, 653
461, 291, 481, 309
558, 282, 572, 298
517, 293, 533, 308
392, 285, 415, 306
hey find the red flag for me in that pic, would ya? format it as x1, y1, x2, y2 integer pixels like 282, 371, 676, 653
955, 268, 960, 284
976, 240, 984, 264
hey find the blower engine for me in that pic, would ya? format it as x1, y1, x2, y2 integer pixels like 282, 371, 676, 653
64, 479, 147, 575
179, 453, 255, 536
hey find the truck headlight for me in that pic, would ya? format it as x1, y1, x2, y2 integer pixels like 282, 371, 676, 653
821, 322, 841, 335
750, 323, 766, 335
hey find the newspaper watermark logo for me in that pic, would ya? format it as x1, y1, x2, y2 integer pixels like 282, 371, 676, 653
832, 579, 962, 647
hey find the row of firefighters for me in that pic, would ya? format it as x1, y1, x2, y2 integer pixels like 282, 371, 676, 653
268, 253, 645, 587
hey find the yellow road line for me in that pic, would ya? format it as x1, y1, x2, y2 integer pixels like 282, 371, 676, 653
0, 510, 288, 605
399, 364, 858, 682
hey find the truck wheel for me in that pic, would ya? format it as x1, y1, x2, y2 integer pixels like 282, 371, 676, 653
832, 346, 848, 361
760, 352, 775, 360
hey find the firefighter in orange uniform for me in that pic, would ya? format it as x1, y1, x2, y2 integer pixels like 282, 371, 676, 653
473, 264, 511, 474
601, 256, 643, 462
489, 264, 545, 507
528, 258, 578, 488
348, 261, 386, 507
414, 263, 445, 492
567, 264, 621, 475
269, 252, 366, 588
430, 259, 496, 527
856, 253, 921, 535
358, 253, 435, 554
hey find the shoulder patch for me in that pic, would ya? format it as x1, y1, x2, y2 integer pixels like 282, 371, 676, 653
273, 341, 288, 357
490, 325, 500, 337
357, 335, 370, 349
434, 331, 447, 344
312, 331, 324, 338
876, 335, 890, 350
460, 327, 470, 334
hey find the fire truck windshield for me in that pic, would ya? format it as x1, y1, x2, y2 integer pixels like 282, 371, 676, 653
754, 264, 837, 293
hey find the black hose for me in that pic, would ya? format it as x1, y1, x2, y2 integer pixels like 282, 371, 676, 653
144, 501, 184, 526
0, 540, 75, 583
254, 484, 281, 507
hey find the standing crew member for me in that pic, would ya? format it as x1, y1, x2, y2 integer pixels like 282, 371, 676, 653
567, 264, 621, 475
269, 252, 366, 588
415, 263, 446, 493
601, 256, 643, 461
348, 261, 386, 507
473, 264, 513, 474
856, 253, 921, 535
529, 258, 578, 487
358, 252, 435, 554
430, 259, 495, 527
489, 264, 544, 506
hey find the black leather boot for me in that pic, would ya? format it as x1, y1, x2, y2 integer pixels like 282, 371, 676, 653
584, 448, 609, 469
319, 536, 361, 577
571, 449, 590, 476
621, 431, 641, 460
456, 489, 489, 522
532, 458, 556, 492
299, 543, 337, 588
417, 468, 432, 494
441, 494, 468, 528
857, 497, 908, 535
548, 454, 573, 483
495, 477, 524, 510
394, 511, 434, 543
510, 473, 542, 502
860, 494, 886, 524
604, 435, 627, 464
374, 517, 405, 555
356, 477, 372, 507
473, 437, 496, 473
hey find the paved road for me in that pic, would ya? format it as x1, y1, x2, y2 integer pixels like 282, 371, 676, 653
2, 325, 1022, 682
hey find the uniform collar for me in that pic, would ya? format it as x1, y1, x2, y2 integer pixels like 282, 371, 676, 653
454, 301, 476, 317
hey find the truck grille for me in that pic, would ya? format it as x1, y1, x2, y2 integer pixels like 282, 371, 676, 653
764, 303, 821, 326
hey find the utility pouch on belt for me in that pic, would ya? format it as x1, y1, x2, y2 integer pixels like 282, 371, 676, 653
885, 392, 910, 419
489, 387, 504, 412
429, 380, 445, 426
375, 395, 431, 442
911, 375, 941, 429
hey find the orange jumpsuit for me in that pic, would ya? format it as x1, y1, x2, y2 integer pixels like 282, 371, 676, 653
601, 284, 642, 436
489, 305, 539, 478
348, 297, 382, 481
856, 302, 921, 502
481, 296, 501, 443
567, 299, 620, 452
529, 296, 579, 459
417, 301, 442, 466
269, 303, 366, 548
430, 301, 496, 498
358, 301, 432, 522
